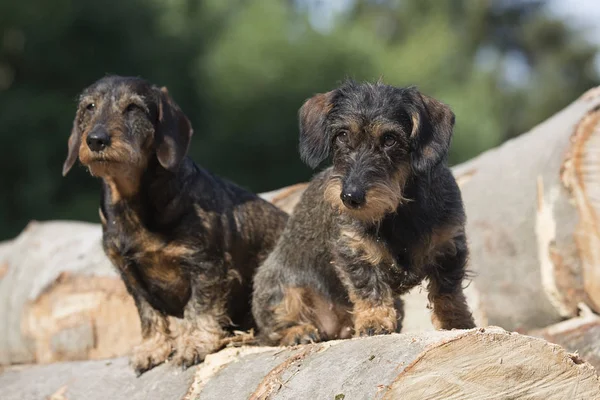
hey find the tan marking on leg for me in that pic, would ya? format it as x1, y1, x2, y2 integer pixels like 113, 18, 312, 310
171, 315, 225, 368
273, 287, 351, 344
350, 293, 397, 337
130, 309, 173, 374
279, 324, 321, 346
273, 287, 317, 329
428, 282, 475, 330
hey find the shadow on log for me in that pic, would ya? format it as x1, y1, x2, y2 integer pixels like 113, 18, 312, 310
1, 327, 598, 400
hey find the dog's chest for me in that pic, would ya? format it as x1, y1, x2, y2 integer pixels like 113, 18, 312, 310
373, 224, 431, 288
372, 223, 414, 264
102, 210, 193, 314
377, 234, 418, 268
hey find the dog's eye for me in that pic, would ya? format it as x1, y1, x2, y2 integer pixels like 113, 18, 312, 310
125, 103, 142, 113
382, 133, 397, 148
86, 103, 96, 112
336, 131, 349, 145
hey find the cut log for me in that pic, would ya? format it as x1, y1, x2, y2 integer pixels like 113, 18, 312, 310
2, 87, 600, 365
0, 183, 314, 366
0, 221, 138, 366
529, 304, 600, 371
0, 219, 430, 366
260, 182, 309, 215
0, 239, 13, 280
0, 327, 598, 400
453, 87, 600, 332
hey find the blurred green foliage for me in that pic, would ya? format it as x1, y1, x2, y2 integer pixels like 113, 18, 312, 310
0, 0, 598, 239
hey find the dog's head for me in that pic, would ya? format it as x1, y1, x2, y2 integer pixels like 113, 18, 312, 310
299, 80, 455, 222
62, 75, 193, 182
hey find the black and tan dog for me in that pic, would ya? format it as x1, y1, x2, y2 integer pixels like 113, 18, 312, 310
62, 75, 288, 374
252, 80, 476, 345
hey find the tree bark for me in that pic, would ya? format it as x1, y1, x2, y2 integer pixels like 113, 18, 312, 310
0, 327, 598, 400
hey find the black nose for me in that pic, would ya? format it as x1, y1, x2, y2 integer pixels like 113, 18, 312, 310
86, 129, 110, 152
341, 186, 366, 209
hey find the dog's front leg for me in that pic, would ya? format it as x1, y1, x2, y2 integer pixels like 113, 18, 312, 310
427, 235, 476, 330
171, 266, 228, 369
334, 250, 397, 337
128, 288, 174, 376
111, 264, 174, 375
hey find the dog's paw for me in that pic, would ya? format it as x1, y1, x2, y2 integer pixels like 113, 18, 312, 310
130, 334, 174, 376
353, 305, 397, 337
355, 320, 395, 337
171, 327, 221, 370
279, 324, 321, 346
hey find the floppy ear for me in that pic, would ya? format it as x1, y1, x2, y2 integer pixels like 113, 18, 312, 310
408, 91, 455, 175
298, 90, 335, 169
154, 87, 193, 172
62, 113, 82, 176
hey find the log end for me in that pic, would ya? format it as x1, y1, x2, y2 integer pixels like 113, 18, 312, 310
385, 327, 600, 400
561, 107, 600, 312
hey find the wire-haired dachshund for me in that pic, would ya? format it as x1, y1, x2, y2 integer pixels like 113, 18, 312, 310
63, 75, 288, 374
252, 80, 475, 345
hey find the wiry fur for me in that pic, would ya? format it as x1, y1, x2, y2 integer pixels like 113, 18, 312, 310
63, 76, 288, 374
252, 80, 475, 345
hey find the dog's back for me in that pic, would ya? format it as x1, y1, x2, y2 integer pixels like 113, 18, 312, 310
184, 160, 289, 327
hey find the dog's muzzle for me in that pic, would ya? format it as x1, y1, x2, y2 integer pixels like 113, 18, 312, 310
341, 184, 366, 209
86, 127, 111, 152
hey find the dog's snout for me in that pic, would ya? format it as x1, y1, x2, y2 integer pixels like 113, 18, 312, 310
341, 185, 366, 209
86, 128, 110, 152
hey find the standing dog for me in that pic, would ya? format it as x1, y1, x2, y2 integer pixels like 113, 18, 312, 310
252, 80, 475, 345
62, 75, 288, 374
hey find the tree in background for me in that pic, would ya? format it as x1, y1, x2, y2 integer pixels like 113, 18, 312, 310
0, 0, 597, 239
